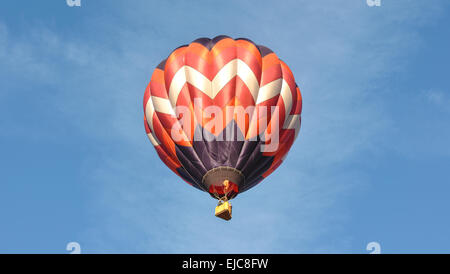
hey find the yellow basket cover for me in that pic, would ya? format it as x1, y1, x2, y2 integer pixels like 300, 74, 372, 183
215, 201, 232, 220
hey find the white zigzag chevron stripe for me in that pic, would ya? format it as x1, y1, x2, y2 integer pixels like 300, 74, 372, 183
146, 132, 160, 146
147, 95, 192, 146
280, 79, 293, 117
283, 114, 301, 138
151, 95, 176, 116
255, 79, 282, 104
144, 95, 161, 146
147, 57, 300, 146
168, 59, 261, 104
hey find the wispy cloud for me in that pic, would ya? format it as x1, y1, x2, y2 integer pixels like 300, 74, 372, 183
423, 89, 450, 111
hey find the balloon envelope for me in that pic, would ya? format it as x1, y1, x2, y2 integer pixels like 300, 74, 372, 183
143, 36, 302, 200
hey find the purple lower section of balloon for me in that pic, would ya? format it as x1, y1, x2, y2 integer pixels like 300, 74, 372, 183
174, 121, 274, 194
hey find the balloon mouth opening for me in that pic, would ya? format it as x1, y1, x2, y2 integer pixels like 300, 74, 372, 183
202, 166, 244, 200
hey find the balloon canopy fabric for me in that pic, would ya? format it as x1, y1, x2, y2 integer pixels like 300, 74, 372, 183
143, 35, 302, 201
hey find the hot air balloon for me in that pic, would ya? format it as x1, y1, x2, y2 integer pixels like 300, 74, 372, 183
143, 36, 302, 220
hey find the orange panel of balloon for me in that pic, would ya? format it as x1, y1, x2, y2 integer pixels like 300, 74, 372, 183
143, 36, 302, 220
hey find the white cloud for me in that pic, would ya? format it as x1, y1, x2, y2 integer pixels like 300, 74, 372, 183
424, 89, 450, 110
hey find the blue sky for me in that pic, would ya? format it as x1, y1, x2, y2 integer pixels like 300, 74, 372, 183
1, 0, 450, 253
